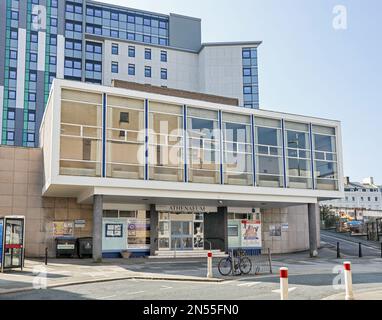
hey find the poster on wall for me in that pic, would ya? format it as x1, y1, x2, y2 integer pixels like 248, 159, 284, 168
105, 224, 123, 238
127, 219, 150, 249
53, 221, 74, 237
241, 220, 262, 248
269, 224, 282, 237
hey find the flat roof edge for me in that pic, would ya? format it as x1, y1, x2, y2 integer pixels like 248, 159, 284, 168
169, 12, 202, 22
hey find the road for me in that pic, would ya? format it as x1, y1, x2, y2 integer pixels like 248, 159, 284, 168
2, 256, 382, 300
321, 230, 381, 257
1, 231, 381, 300
2, 271, 382, 300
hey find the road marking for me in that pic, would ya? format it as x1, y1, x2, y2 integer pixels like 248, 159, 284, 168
237, 282, 261, 287
125, 291, 145, 296
98, 295, 117, 300
220, 280, 237, 285
272, 287, 297, 293
321, 233, 380, 251
160, 286, 173, 290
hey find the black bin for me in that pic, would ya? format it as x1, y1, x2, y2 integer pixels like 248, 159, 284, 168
55, 237, 77, 258
77, 237, 93, 258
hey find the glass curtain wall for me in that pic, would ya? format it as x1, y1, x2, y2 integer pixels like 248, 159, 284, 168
284, 122, 313, 189
60, 89, 102, 177
106, 95, 145, 179
149, 102, 184, 182
187, 108, 220, 184
222, 113, 253, 186
312, 125, 339, 190
255, 117, 284, 187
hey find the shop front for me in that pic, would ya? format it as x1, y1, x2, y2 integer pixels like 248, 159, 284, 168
155, 205, 217, 253
101, 207, 151, 258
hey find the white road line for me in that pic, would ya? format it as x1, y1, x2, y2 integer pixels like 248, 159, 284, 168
160, 286, 173, 290
125, 291, 145, 295
237, 282, 261, 287
321, 234, 380, 251
220, 280, 238, 285
98, 295, 117, 300
272, 287, 297, 293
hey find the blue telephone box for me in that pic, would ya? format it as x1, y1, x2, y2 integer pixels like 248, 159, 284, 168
0, 216, 25, 273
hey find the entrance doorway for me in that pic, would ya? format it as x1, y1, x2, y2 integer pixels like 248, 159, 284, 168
158, 213, 204, 251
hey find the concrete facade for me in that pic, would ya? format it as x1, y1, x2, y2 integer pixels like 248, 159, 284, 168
0, 145, 322, 258
0, 146, 93, 258
261, 205, 320, 254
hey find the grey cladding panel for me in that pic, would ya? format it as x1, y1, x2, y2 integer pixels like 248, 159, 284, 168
169, 14, 201, 52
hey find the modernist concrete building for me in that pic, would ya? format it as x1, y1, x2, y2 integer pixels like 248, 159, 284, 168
0, 78, 340, 259
0, 0, 260, 148
0, 1, 344, 260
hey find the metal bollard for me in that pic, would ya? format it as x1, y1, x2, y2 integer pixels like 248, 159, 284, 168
45, 247, 48, 265
207, 251, 213, 278
337, 242, 340, 258
343, 262, 354, 300
279, 267, 288, 300
358, 243, 362, 258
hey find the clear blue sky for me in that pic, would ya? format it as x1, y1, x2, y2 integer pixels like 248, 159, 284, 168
97, 0, 382, 183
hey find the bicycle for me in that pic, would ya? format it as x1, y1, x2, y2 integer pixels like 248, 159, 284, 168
218, 249, 252, 276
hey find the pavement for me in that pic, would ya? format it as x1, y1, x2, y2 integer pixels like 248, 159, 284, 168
0, 258, 223, 296
0, 236, 381, 300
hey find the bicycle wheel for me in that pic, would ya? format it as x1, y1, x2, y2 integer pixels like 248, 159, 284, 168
239, 257, 252, 275
218, 257, 233, 276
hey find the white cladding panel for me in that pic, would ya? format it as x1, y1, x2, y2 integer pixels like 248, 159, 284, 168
16, 28, 26, 109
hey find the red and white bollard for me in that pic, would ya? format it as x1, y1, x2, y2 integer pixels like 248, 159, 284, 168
280, 267, 289, 300
207, 251, 213, 278
343, 261, 354, 300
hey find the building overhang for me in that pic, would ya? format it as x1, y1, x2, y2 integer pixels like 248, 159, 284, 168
42, 176, 343, 207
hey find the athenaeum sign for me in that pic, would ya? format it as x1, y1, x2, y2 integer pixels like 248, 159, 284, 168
155, 205, 217, 213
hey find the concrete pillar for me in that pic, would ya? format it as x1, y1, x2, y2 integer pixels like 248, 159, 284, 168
92, 195, 103, 262
308, 203, 319, 258
149, 204, 158, 256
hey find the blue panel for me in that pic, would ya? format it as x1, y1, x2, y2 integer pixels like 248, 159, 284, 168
309, 123, 316, 190
281, 119, 287, 188
251, 115, 256, 186
102, 93, 107, 177
144, 99, 149, 180
183, 105, 188, 182
218, 110, 224, 185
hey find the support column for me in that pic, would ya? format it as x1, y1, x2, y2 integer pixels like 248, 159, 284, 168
92, 195, 103, 263
149, 204, 158, 256
308, 203, 319, 258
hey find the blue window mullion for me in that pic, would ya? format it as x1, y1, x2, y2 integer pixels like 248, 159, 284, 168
251, 114, 256, 186
281, 119, 287, 188
145, 99, 149, 180
183, 105, 188, 183
102, 93, 107, 177
309, 123, 316, 190
219, 110, 224, 185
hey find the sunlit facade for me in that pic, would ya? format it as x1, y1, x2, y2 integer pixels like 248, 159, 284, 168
37, 79, 344, 258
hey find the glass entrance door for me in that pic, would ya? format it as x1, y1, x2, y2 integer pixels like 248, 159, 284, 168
171, 221, 193, 250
